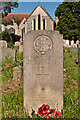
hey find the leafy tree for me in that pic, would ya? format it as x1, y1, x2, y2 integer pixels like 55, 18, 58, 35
10, 33, 21, 43
2, 28, 12, 42
12, 16, 20, 26
2, 18, 13, 26
1, 1, 18, 17
2, 28, 21, 43
55, 2, 80, 42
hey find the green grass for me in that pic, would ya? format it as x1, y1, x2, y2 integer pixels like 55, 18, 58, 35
2, 47, 79, 119
2, 88, 28, 118
2, 51, 27, 118
2, 51, 23, 84
63, 47, 79, 119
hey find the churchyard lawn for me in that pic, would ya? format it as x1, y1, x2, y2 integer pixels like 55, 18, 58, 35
2, 47, 79, 119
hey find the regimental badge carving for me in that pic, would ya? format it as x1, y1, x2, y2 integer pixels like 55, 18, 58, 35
34, 35, 53, 55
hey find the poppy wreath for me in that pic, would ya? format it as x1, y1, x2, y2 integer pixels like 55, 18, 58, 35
37, 104, 62, 118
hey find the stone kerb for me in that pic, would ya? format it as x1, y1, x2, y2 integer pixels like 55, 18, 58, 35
23, 30, 63, 115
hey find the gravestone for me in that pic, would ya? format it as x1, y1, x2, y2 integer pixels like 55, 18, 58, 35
0, 40, 7, 48
23, 30, 63, 115
2, 48, 16, 61
13, 66, 22, 82
15, 41, 22, 47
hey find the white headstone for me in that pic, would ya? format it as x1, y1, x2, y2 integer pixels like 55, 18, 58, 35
66, 39, 69, 45
71, 40, 74, 46
15, 41, 22, 47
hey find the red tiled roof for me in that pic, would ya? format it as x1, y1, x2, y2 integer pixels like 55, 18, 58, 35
3, 14, 30, 23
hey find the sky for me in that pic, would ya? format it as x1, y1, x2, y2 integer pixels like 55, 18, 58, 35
10, 2, 62, 20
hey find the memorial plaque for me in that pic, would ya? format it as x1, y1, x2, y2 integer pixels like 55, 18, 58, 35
34, 35, 53, 54
23, 31, 63, 115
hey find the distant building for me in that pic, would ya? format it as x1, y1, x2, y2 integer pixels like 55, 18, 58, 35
1, 5, 57, 41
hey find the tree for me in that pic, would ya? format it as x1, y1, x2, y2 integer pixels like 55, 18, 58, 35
12, 16, 20, 26
2, 28, 21, 43
2, 28, 12, 42
1, 1, 18, 17
2, 18, 13, 26
55, 2, 80, 42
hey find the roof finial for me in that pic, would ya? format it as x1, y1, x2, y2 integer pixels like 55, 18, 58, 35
38, 0, 40, 5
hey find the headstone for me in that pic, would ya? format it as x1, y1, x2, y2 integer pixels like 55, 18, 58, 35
15, 41, 22, 47
0, 40, 7, 48
13, 66, 22, 82
66, 39, 69, 45
2, 48, 16, 61
71, 40, 74, 46
63, 39, 66, 47
23, 30, 63, 115
72, 44, 77, 48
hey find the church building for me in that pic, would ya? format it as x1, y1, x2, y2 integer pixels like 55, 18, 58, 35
2, 4, 58, 41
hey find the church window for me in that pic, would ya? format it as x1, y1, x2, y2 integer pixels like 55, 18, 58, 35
38, 14, 41, 30
22, 27, 25, 41
9, 27, 15, 34
43, 19, 45, 30
34, 19, 36, 30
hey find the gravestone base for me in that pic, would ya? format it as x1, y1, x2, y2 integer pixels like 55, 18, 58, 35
23, 30, 63, 115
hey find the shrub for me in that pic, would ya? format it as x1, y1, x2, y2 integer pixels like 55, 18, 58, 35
2, 28, 12, 42
2, 29, 21, 43
10, 33, 21, 43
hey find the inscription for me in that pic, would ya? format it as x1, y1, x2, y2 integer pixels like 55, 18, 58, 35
34, 35, 53, 55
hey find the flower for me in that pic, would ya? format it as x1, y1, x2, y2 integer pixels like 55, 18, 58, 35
45, 104, 50, 110
49, 109, 55, 113
50, 111, 62, 118
37, 104, 50, 115
56, 111, 62, 117
37, 104, 46, 115
50, 111, 56, 118
46, 115, 52, 118
37, 104, 62, 118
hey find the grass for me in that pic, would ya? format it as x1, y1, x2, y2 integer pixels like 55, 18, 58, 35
63, 47, 79, 119
2, 47, 79, 119
2, 89, 28, 118
2, 51, 23, 84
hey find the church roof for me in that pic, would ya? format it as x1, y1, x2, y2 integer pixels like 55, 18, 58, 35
27, 4, 55, 22
3, 14, 30, 23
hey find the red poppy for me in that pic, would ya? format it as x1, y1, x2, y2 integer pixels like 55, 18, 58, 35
37, 104, 50, 115
37, 104, 45, 115
56, 111, 62, 117
49, 109, 55, 113
45, 104, 50, 110
42, 104, 50, 114
50, 111, 62, 118
51, 112, 56, 118
46, 115, 52, 118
